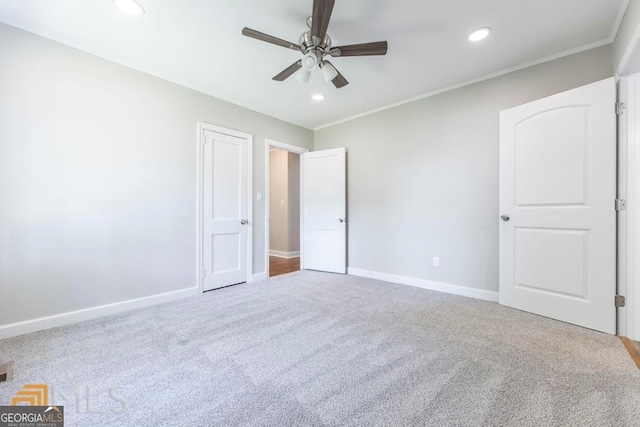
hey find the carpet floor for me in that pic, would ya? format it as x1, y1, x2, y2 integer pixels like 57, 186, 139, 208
1, 271, 639, 426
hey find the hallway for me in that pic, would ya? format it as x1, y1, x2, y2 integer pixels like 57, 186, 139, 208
269, 256, 300, 277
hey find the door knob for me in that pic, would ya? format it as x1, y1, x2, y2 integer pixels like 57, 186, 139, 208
500, 214, 510, 222
338, 218, 345, 223
240, 219, 248, 225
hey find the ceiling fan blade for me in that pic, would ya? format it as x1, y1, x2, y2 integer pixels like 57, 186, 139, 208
330, 41, 388, 57
311, 0, 335, 41
324, 61, 348, 88
272, 60, 303, 81
332, 73, 349, 88
242, 27, 301, 51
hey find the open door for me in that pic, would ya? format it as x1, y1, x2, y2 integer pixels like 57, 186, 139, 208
302, 147, 347, 273
499, 78, 616, 334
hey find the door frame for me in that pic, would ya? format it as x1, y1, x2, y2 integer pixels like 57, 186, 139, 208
196, 122, 253, 294
618, 77, 628, 338
264, 139, 308, 277
619, 74, 640, 340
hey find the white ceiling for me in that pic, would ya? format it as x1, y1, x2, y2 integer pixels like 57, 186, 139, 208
0, 0, 628, 129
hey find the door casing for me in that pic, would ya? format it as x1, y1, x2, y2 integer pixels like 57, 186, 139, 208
618, 73, 640, 341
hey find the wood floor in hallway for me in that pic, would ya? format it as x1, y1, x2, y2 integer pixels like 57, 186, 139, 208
269, 256, 300, 277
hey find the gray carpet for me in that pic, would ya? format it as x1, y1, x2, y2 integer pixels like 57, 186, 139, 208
1, 271, 639, 426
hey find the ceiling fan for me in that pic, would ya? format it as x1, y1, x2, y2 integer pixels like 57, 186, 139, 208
241, 0, 388, 89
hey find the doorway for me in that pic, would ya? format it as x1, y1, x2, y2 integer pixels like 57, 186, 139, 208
265, 139, 308, 277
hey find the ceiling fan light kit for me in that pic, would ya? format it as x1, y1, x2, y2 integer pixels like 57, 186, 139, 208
296, 69, 312, 83
319, 61, 338, 82
301, 53, 318, 71
241, 0, 388, 89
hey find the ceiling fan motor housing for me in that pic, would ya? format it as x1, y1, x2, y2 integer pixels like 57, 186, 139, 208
299, 30, 332, 57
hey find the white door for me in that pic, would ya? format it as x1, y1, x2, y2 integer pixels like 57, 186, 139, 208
302, 147, 347, 273
499, 77, 617, 334
202, 129, 250, 291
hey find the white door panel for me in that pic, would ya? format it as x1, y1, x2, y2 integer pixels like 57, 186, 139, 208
302, 148, 347, 274
514, 107, 588, 206
499, 77, 616, 334
202, 130, 249, 291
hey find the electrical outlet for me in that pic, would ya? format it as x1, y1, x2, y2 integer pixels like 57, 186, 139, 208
0, 361, 14, 382
433, 257, 440, 268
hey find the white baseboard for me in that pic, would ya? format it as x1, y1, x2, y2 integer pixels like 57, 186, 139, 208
348, 268, 499, 303
0, 287, 199, 340
252, 272, 269, 282
269, 250, 300, 259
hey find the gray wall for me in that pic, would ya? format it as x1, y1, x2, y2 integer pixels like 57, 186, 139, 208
0, 23, 312, 326
614, 0, 640, 74
288, 153, 301, 253
314, 45, 613, 293
269, 150, 289, 252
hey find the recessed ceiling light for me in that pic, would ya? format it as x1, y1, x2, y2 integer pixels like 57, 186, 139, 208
468, 27, 492, 42
114, 0, 145, 16
312, 94, 325, 101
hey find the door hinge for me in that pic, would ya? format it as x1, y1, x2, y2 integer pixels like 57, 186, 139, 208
615, 199, 627, 211
616, 102, 627, 115
615, 295, 626, 308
